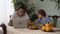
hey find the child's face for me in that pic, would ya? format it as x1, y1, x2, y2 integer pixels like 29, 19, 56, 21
17, 9, 25, 16
37, 14, 42, 18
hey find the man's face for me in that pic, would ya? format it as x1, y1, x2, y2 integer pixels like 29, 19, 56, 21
17, 9, 25, 16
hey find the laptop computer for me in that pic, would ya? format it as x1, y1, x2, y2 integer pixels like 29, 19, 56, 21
13, 18, 27, 28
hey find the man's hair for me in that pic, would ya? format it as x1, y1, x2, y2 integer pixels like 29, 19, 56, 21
16, 4, 26, 11
38, 9, 46, 17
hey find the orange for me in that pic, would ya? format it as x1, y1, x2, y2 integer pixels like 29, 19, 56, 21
41, 26, 46, 31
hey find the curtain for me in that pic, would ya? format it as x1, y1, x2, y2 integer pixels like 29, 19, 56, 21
0, 0, 14, 25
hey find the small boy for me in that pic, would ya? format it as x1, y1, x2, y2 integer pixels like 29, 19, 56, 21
37, 9, 52, 27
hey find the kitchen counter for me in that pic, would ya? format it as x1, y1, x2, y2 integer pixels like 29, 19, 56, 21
7, 26, 60, 34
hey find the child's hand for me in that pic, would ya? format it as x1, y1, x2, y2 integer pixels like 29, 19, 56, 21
47, 22, 53, 26
40, 24, 44, 27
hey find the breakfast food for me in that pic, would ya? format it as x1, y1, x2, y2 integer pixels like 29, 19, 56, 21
41, 22, 53, 32
28, 24, 39, 30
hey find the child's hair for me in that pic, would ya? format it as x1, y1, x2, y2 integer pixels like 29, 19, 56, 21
38, 9, 46, 17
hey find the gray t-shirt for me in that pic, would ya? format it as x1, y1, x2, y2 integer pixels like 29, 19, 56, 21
12, 12, 29, 28
12, 12, 29, 20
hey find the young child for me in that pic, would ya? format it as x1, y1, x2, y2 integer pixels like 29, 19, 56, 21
37, 9, 52, 27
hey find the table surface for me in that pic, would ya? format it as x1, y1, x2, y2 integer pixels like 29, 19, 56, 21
7, 26, 60, 34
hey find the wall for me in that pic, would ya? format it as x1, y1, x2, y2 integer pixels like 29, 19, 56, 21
28, 0, 60, 27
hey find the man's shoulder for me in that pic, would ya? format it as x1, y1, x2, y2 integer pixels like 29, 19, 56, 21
13, 12, 17, 14
24, 13, 28, 16
13, 12, 17, 16
23, 13, 29, 19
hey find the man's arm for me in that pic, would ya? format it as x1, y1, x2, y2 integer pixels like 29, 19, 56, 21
26, 18, 31, 24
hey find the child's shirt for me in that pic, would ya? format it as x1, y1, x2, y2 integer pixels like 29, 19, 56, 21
38, 17, 51, 25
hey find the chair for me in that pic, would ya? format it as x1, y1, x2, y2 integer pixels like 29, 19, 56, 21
48, 15, 60, 27
0, 24, 7, 34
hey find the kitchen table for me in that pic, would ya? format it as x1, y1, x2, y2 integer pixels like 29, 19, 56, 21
7, 26, 60, 34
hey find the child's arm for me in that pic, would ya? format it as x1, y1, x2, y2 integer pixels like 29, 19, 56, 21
40, 23, 44, 27
48, 22, 53, 26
